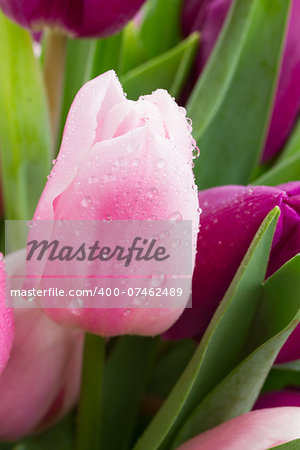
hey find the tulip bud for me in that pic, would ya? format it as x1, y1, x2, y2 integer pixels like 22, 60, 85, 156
0, 259, 14, 375
0, 0, 146, 38
164, 183, 300, 363
176, 408, 300, 450
0, 252, 83, 441
182, 0, 300, 161
254, 389, 300, 410
32, 70, 200, 337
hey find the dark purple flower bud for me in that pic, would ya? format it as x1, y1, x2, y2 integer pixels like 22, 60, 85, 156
164, 182, 300, 363
0, 0, 146, 38
182, 0, 300, 161
254, 390, 300, 410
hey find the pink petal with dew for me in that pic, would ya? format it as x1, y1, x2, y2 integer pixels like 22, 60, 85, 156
0, 258, 14, 375
33, 71, 199, 337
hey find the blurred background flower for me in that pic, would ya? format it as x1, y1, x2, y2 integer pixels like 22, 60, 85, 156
165, 182, 300, 363
0, 259, 14, 375
0, 252, 83, 441
0, 0, 147, 37
182, 0, 300, 162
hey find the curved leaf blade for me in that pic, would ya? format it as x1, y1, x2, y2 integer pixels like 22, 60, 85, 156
0, 12, 52, 219
172, 255, 300, 447
121, 33, 199, 101
188, 0, 291, 189
133, 208, 279, 450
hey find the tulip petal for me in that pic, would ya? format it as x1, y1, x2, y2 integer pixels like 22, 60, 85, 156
0, 260, 14, 375
176, 408, 300, 450
33, 71, 199, 337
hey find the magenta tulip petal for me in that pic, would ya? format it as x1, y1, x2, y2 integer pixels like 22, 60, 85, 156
182, 0, 300, 161
164, 182, 300, 362
254, 390, 300, 410
0, 0, 146, 37
0, 259, 14, 375
262, 0, 300, 161
33, 71, 200, 337
176, 408, 300, 450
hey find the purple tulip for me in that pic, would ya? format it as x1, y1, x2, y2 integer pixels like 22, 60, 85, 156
254, 389, 300, 410
0, 0, 146, 38
182, 0, 300, 162
164, 182, 300, 363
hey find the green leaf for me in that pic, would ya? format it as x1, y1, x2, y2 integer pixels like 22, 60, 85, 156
172, 255, 300, 447
58, 38, 94, 149
187, 0, 291, 189
101, 336, 159, 450
139, 0, 183, 59
253, 152, 300, 186
279, 115, 300, 161
89, 32, 123, 79
133, 208, 279, 450
0, 12, 52, 220
122, 33, 199, 101
147, 340, 196, 399
269, 440, 300, 449
118, 22, 146, 76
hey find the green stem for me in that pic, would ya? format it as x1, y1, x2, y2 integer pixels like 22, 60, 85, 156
43, 28, 67, 148
75, 333, 105, 450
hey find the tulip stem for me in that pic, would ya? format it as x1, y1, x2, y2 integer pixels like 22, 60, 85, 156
75, 333, 105, 450
43, 28, 67, 148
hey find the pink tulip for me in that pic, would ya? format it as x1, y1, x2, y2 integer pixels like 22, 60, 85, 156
176, 407, 300, 450
0, 252, 83, 441
0, 258, 14, 375
33, 70, 200, 337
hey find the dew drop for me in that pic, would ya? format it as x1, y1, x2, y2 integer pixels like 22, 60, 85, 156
168, 211, 182, 221
88, 176, 98, 184
81, 196, 92, 208
150, 271, 166, 287
132, 158, 140, 167
147, 187, 158, 198
171, 239, 181, 248
156, 159, 165, 169
192, 146, 200, 159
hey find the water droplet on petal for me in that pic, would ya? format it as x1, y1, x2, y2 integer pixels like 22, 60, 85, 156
132, 158, 140, 167
156, 159, 165, 169
171, 239, 181, 248
150, 271, 166, 287
168, 211, 182, 221
192, 146, 200, 159
81, 196, 92, 208
88, 176, 98, 184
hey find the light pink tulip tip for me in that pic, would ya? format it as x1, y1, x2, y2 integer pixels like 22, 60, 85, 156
33, 70, 200, 337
